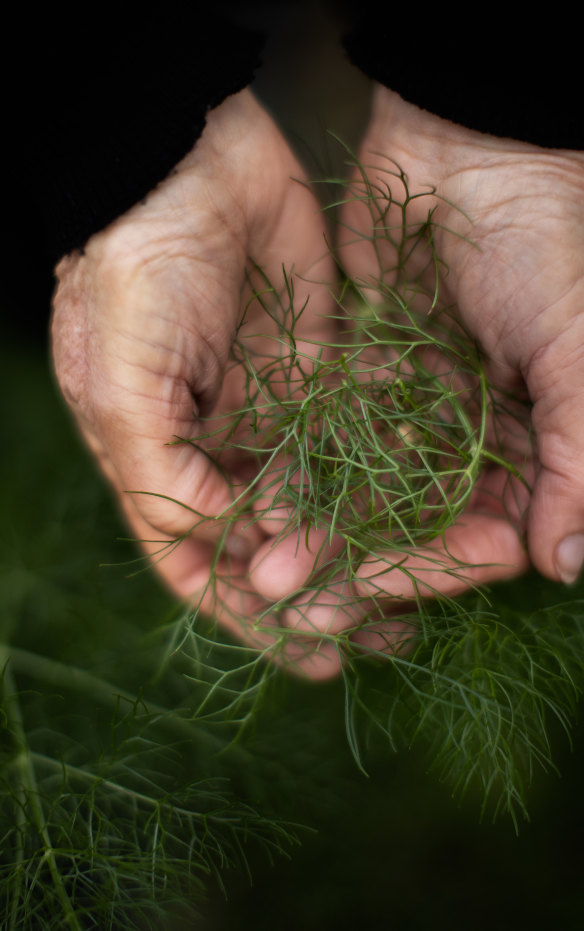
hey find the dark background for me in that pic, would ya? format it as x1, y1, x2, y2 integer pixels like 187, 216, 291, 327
4, 3, 583, 927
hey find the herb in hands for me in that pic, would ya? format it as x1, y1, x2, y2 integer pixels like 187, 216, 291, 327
169, 155, 584, 827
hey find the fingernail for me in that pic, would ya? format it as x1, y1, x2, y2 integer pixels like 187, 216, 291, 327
224, 532, 254, 561
556, 533, 584, 585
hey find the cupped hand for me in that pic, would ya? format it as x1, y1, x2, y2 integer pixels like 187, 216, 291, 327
336, 85, 584, 596
250, 82, 584, 653
52, 88, 341, 675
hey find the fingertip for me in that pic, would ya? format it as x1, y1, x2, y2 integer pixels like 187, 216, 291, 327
351, 619, 415, 656
526, 466, 584, 583
555, 533, 584, 586
249, 525, 340, 602
279, 638, 343, 681
248, 536, 301, 601
281, 580, 363, 637
250, 456, 296, 535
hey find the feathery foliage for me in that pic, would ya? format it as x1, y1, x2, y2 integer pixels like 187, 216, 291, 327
3, 145, 582, 928
168, 152, 584, 827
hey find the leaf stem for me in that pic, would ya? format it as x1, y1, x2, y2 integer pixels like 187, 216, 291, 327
2, 649, 83, 931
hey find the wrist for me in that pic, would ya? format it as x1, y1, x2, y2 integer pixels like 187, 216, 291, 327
365, 84, 547, 179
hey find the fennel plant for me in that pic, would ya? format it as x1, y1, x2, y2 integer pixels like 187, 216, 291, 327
168, 153, 584, 828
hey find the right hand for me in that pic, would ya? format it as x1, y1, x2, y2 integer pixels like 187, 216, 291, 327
337, 84, 584, 598
250, 82, 584, 656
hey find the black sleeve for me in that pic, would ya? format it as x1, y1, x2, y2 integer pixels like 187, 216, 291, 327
10, 4, 264, 340
25, 5, 264, 265
341, 6, 583, 151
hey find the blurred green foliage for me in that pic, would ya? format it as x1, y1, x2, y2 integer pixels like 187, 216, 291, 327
1, 336, 583, 930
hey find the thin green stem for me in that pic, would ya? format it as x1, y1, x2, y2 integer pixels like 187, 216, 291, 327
2, 651, 82, 931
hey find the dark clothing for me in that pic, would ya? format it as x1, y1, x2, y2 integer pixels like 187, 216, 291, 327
11, 2, 582, 339
342, 6, 583, 151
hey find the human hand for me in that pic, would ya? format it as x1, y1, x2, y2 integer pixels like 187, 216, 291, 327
250, 81, 584, 654
337, 84, 584, 595
52, 88, 339, 673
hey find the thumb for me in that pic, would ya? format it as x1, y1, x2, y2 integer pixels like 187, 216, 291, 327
525, 308, 584, 584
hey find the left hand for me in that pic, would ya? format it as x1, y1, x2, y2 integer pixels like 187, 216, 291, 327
51, 89, 341, 676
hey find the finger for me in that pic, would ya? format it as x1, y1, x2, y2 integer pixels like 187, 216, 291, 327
355, 513, 529, 602
116, 486, 255, 598
250, 453, 296, 536
169, 556, 339, 680
125, 498, 344, 680
95, 389, 242, 542
249, 522, 345, 602
82, 330, 265, 552
207, 593, 346, 682
468, 463, 533, 528
278, 579, 358, 681
246, 175, 335, 333
524, 311, 584, 584
280, 580, 416, 678
281, 578, 365, 637
171, 555, 346, 681
350, 619, 415, 656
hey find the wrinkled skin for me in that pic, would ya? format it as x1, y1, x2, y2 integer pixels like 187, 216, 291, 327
353, 87, 584, 591
53, 85, 584, 678
251, 85, 584, 639
52, 89, 345, 677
